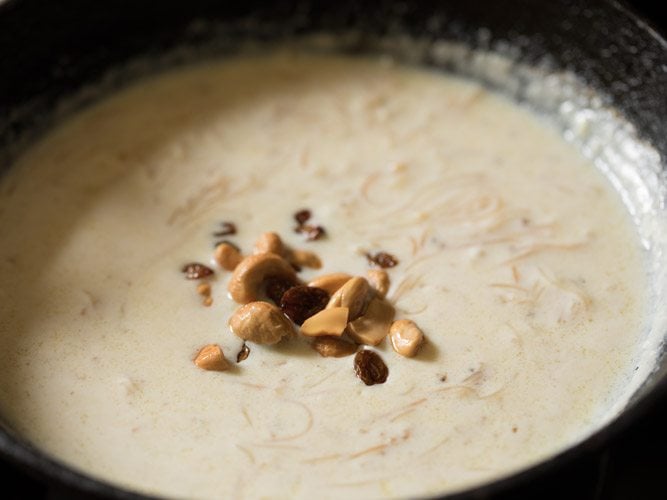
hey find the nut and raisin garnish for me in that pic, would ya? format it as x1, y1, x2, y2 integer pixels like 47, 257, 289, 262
365, 251, 399, 269
185, 211, 428, 387
354, 349, 389, 386
182, 262, 214, 279
280, 285, 329, 325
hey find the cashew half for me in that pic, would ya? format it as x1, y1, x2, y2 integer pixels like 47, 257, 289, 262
228, 253, 297, 304
289, 249, 322, 269
300, 307, 349, 337
254, 232, 284, 255
229, 301, 294, 344
327, 276, 371, 321
308, 273, 352, 295
346, 297, 395, 346
366, 269, 390, 298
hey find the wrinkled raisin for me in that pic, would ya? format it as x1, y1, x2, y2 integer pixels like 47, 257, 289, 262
354, 350, 388, 386
182, 262, 214, 279
264, 276, 297, 305
280, 285, 329, 325
296, 224, 326, 241
236, 343, 250, 363
294, 209, 311, 225
213, 221, 237, 237
365, 251, 398, 268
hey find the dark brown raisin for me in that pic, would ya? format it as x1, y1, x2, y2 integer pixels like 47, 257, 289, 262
182, 262, 214, 279
354, 350, 388, 386
236, 343, 250, 363
280, 285, 330, 325
311, 336, 358, 358
296, 224, 326, 241
294, 209, 311, 225
213, 239, 240, 251
213, 221, 237, 237
264, 276, 297, 305
365, 251, 398, 269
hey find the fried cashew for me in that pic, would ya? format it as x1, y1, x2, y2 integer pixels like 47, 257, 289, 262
214, 242, 243, 271
366, 269, 390, 298
289, 249, 322, 269
194, 344, 230, 371
253, 232, 284, 255
389, 319, 425, 357
254, 231, 321, 269
300, 307, 349, 337
327, 276, 371, 321
347, 297, 395, 346
229, 301, 294, 344
228, 253, 297, 304
308, 273, 352, 295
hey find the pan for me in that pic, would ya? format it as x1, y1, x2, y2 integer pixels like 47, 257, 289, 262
0, 0, 665, 498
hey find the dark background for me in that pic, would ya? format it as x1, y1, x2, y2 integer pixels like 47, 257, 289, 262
0, 0, 665, 499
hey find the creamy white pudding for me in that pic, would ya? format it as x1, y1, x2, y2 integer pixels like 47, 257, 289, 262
0, 53, 647, 498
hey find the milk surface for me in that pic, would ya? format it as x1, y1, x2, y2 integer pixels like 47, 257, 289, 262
0, 53, 647, 498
